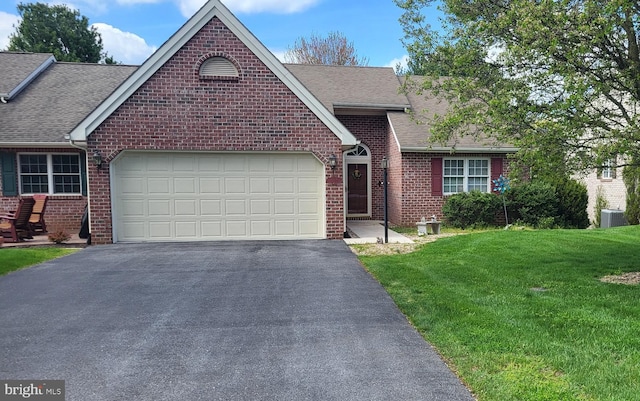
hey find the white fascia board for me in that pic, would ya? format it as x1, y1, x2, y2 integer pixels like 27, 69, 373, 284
386, 113, 403, 153
0, 142, 73, 148
69, 0, 357, 147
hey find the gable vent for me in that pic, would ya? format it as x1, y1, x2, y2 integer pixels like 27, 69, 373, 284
199, 57, 239, 79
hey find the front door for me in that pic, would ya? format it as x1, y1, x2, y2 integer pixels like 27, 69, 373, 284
348, 163, 368, 214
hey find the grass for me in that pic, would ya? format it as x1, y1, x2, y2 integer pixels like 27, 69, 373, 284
359, 226, 640, 401
0, 247, 78, 276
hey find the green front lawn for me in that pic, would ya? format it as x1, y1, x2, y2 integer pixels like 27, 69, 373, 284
0, 247, 78, 276
360, 226, 640, 401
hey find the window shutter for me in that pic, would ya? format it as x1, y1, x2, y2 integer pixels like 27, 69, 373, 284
431, 157, 443, 196
491, 157, 504, 189
80, 152, 87, 196
0, 151, 18, 196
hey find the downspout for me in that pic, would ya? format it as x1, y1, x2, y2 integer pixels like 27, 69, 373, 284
67, 137, 91, 243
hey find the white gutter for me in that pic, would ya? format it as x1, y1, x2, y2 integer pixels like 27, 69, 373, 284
0, 142, 75, 148
401, 146, 519, 153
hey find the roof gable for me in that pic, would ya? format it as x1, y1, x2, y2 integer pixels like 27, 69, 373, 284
69, 0, 357, 147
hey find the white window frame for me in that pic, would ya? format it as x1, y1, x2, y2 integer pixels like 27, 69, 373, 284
18, 153, 83, 195
443, 158, 491, 195
601, 159, 613, 180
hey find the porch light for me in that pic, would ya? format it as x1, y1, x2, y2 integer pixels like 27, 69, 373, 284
92, 149, 103, 169
328, 154, 337, 170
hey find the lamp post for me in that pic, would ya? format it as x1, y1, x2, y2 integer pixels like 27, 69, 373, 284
380, 156, 388, 243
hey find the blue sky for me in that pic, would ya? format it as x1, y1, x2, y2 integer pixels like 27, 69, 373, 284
0, 0, 442, 67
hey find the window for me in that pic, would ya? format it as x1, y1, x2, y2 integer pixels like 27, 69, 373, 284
19, 154, 82, 194
443, 158, 489, 194
600, 159, 615, 180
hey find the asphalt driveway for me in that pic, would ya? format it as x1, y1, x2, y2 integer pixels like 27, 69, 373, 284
0, 241, 474, 401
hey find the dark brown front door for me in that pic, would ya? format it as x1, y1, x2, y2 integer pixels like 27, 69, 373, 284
348, 164, 368, 214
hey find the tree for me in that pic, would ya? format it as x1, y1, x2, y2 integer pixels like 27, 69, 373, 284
395, 0, 640, 178
284, 31, 369, 66
7, 2, 108, 63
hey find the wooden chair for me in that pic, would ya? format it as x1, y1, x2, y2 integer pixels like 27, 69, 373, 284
28, 194, 48, 234
0, 197, 36, 242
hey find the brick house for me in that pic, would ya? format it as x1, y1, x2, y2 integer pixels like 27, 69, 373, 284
0, 0, 513, 244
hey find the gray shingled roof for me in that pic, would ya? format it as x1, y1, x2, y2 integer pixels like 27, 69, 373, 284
285, 64, 410, 113
0, 52, 54, 99
389, 76, 515, 151
0, 55, 136, 144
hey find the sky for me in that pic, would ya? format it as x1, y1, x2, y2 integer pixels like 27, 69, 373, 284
0, 0, 442, 68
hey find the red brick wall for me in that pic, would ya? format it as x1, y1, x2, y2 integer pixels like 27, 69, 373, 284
0, 148, 86, 235
337, 115, 388, 220
87, 17, 344, 244
399, 152, 510, 226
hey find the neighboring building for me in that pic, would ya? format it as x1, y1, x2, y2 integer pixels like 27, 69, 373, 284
579, 159, 627, 225
0, 0, 514, 244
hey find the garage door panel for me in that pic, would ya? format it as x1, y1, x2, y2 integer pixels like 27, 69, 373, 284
226, 221, 247, 237
200, 178, 221, 194
274, 178, 294, 193
148, 178, 170, 194
113, 152, 324, 242
174, 199, 196, 216
120, 177, 145, 194
174, 178, 196, 194
148, 222, 171, 238
299, 178, 319, 194
121, 200, 144, 217
225, 178, 246, 194
175, 221, 197, 237
201, 199, 221, 216
148, 200, 170, 216
250, 199, 271, 215
147, 156, 171, 171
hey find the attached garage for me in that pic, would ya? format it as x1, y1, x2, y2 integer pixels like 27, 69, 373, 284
111, 152, 325, 242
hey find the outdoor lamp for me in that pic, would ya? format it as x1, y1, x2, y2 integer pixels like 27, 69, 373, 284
93, 149, 103, 169
328, 154, 337, 170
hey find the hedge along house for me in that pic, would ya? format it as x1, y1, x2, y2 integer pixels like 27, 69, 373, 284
1, 0, 515, 244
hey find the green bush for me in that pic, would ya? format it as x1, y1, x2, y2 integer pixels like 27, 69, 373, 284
506, 181, 558, 227
442, 191, 502, 229
554, 177, 589, 228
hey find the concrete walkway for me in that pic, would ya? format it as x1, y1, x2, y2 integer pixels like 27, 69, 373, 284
344, 220, 414, 244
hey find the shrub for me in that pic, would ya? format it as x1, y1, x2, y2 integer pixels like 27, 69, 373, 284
48, 230, 70, 244
506, 181, 558, 227
593, 185, 609, 228
554, 177, 589, 228
442, 191, 502, 229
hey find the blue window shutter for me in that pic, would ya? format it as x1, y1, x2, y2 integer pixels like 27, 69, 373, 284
80, 152, 87, 196
0, 152, 18, 196
431, 158, 443, 196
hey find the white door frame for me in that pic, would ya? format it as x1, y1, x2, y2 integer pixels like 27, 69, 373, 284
344, 144, 372, 217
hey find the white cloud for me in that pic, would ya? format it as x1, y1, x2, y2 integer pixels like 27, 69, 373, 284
385, 55, 409, 71
93, 23, 157, 64
175, 0, 320, 17
0, 12, 20, 50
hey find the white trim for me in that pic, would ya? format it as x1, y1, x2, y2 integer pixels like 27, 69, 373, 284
442, 157, 491, 195
68, 0, 357, 147
17, 152, 83, 196
345, 144, 372, 217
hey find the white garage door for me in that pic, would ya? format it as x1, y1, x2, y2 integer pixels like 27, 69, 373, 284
112, 152, 325, 242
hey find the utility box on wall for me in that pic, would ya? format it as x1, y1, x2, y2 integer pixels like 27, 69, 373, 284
601, 209, 627, 228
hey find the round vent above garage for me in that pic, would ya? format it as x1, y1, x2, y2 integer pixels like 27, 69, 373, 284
199, 56, 239, 80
